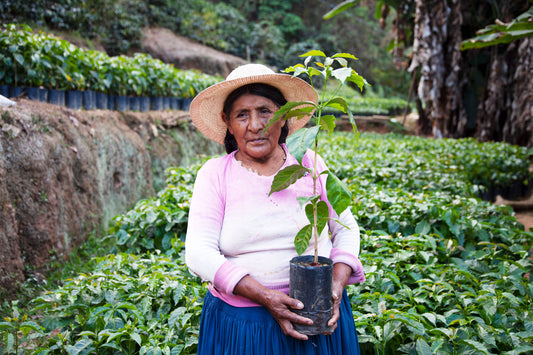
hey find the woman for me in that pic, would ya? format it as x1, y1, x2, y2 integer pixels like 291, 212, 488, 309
186, 63, 365, 354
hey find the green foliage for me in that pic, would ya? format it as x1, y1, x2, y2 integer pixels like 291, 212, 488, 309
0, 301, 45, 354
322, 132, 533, 354
268, 50, 367, 259
460, 6, 533, 50
0, 24, 221, 96
1, 0, 410, 97
109, 164, 203, 255
30, 247, 205, 354
1, 132, 531, 354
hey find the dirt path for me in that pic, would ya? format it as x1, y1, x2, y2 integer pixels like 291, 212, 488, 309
495, 194, 533, 232
515, 211, 533, 232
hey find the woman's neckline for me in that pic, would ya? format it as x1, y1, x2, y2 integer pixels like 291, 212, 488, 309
232, 144, 288, 177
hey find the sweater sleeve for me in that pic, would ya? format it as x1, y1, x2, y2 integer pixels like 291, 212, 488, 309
329, 210, 366, 284
185, 158, 249, 293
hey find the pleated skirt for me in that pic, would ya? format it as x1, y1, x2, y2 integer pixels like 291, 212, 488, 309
197, 290, 361, 355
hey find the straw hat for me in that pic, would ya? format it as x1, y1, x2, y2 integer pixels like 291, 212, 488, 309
189, 63, 317, 145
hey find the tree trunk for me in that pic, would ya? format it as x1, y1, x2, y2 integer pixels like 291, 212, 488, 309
408, 0, 467, 139
504, 37, 532, 148
479, 37, 532, 148
408, 0, 532, 147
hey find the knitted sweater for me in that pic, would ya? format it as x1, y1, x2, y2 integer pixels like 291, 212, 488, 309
185, 145, 365, 307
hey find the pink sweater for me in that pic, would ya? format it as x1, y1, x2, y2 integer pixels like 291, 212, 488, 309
185, 145, 365, 307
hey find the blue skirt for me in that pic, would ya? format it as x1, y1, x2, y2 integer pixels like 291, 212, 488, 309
197, 290, 360, 355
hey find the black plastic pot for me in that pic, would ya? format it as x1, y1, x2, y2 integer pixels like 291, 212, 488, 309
151, 96, 163, 111
289, 255, 333, 335
38, 87, 48, 102
180, 98, 192, 111
66, 90, 82, 109
49, 89, 65, 106
169, 97, 179, 110
129, 96, 140, 112
0, 85, 9, 97
108, 95, 116, 110
140, 96, 151, 112
9, 86, 24, 98
82, 90, 96, 110
27, 86, 40, 101
95, 92, 108, 109
162, 96, 170, 110
115, 95, 130, 112
27, 87, 48, 102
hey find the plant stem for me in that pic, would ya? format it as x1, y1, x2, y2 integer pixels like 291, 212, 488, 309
313, 136, 319, 264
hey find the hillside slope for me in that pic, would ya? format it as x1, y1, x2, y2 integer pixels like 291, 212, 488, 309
142, 27, 247, 77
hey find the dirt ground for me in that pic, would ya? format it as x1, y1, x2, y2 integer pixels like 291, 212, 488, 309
516, 211, 533, 232
496, 194, 533, 232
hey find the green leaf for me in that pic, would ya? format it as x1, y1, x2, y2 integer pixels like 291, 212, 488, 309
308, 67, 322, 78
169, 307, 186, 329
323, 0, 358, 20
6, 332, 14, 352
332, 53, 358, 60
415, 220, 431, 235
462, 339, 490, 354
285, 106, 316, 120
324, 97, 348, 113
347, 110, 357, 132
332, 67, 353, 83
0, 322, 14, 330
296, 195, 318, 206
13, 53, 24, 65
267, 101, 316, 130
286, 126, 320, 163
294, 224, 313, 255
20, 321, 44, 333
347, 72, 367, 91
170, 345, 185, 355
416, 338, 433, 355
305, 201, 329, 236
320, 114, 336, 135
131, 332, 142, 346
66, 338, 94, 355
460, 8, 533, 50
326, 172, 352, 215
299, 50, 326, 58
270, 164, 309, 195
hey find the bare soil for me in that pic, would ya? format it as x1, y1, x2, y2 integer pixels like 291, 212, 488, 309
496, 193, 533, 232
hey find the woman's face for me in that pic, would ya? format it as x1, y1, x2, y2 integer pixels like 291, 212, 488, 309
224, 93, 285, 163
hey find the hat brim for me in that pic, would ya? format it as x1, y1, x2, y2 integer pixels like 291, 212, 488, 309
190, 73, 317, 145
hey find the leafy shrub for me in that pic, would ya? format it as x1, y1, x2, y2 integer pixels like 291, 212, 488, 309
2, 133, 531, 354
109, 164, 203, 255
31, 247, 205, 354
0, 24, 221, 96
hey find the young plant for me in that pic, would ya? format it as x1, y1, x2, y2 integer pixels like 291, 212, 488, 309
267, 50, 367, 263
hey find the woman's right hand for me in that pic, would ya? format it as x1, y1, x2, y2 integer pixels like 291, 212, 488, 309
261, 288, 313, 340
233, 276, 312, 340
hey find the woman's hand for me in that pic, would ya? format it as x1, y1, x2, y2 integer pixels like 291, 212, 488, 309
233, 276, 312, 340
260, 288, 313, 340
324, 262, 353, 335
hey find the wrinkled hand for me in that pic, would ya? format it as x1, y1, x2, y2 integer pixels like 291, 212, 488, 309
233, 276, 312, 340
262, 289, 313, 340
323, 282, 344, 334
323, 262, 353, 335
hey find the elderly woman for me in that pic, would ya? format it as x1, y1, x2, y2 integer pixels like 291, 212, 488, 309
186, 63, 365, 354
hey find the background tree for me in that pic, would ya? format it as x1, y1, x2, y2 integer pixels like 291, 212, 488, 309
327, 0, 532, 147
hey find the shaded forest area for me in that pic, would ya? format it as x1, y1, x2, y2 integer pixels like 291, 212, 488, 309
358, 0, 532, 148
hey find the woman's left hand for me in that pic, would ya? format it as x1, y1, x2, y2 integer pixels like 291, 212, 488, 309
324, 262, 352, 335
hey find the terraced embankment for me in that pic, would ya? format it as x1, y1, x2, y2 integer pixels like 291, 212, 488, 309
0, 99, 222, 295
